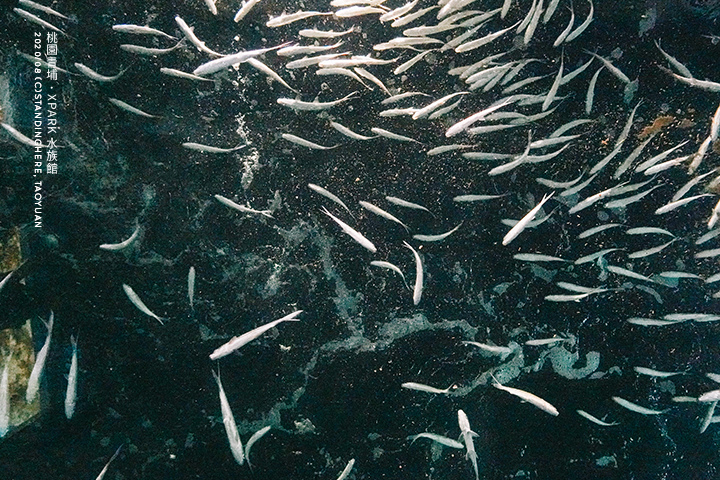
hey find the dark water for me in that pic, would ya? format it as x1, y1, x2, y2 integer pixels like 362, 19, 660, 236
0, 0, 719, 478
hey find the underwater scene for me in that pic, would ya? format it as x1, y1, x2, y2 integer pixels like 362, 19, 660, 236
1, 0, 720, 478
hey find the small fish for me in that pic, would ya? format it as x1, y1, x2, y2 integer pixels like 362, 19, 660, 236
360, 201, 409, 232
19, 0, 68, 20
188, 266, 196, 309
175, 16, 223, 57
513, 253, 569, 263
401, 382, 453, 394
308, 184, 354, 217
525, 337, 567, 346
123, 284, 164, 324
370, 261, 409, 288
14, 8, 66, 35
1, 122, 45, 148
193, 44, 288, 76
99, 224, 140, 251
112, 24, 176, 39
413, 223, 463, 242
247, 58, 297, 92
371, 127, 421, 143
463, 341, 517, 359
64, 335, 78, 420
182, 142, 247, 154
0, 352, 12, 437
120, 41, 184, 56
244, 426, 271, 467
209, 310, 303, 360
281, 133, 339, 150
502, 192, 554, 245
634, 366, 686, 378
266, 11, 333, 27
214, 195, 273, 218
95, 445, 123, 480
108, 98, 159, 119
212, 370, 245, 465
335, 458, 355, 480
330, 121, 376, 140
74, 63, 127, 82
491, 374, 559, 416
576, 409, 619, 427
277, 91, 358, 111
612, 396, 668, 415
407, 432, 464, 449
458, 410, 479, 480
26, 312, 53, 403
234, 0, 262, 22
403, 241, 423, 305
322, 207, 376, 252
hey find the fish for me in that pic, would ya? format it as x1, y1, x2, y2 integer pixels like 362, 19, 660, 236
491, 374, 560, 416
308, 184, 354, 217
321, 207, 376, 252
612, 396, 668, 415
188, 266, 196, 308
204, 0, 218, 14
370, 127, 421, 143
1, 122, 46, 148
578, 223, 623, 239
513, 253, 569, 262
120, 41, 185, 56
182, 142, 247, 154
413, 223, 463, 242
502, 192, 554, 245
160, 67, 215, 82
359, 201, 409, 231
370, 261, 409, 288
401, 381, 453, 394
214, 195, 274, 218
26, 311, 53, 403
463, 341, 517, 359
335, 458, 355, 480
407, 432, 464, 449
564, 0, 593, 42
525, 337, 568, 346
175, 16, 223, 57
193, 44, 289, 76
212, 370, 245, 465
95, 445, 123, 480
209, 310, 303, 360
576, 409, 619, 426
277, 91, 358, 110
281, 133, 339, 150
234, 0, 262, 22
0, 352, 12, 437
64, 335, 78, 420
298, 27, 355, 38
99, 224, 140, 251
634, 366, 686, 378
266, 11, 333, 27
122, 284, 165, 324
244, 426, 271, 467
247, 58, 297, 92
278, 41, 343, 57
13, 8, 66, 36
19, 0, 68, 20
655, 194, 713, 215
112, 24, 177, 39
74, 63, 127, 82
108, 98, 159, 119
457, 409, 479, 480
403, 241, 423, 305
330, 121, 377, 140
